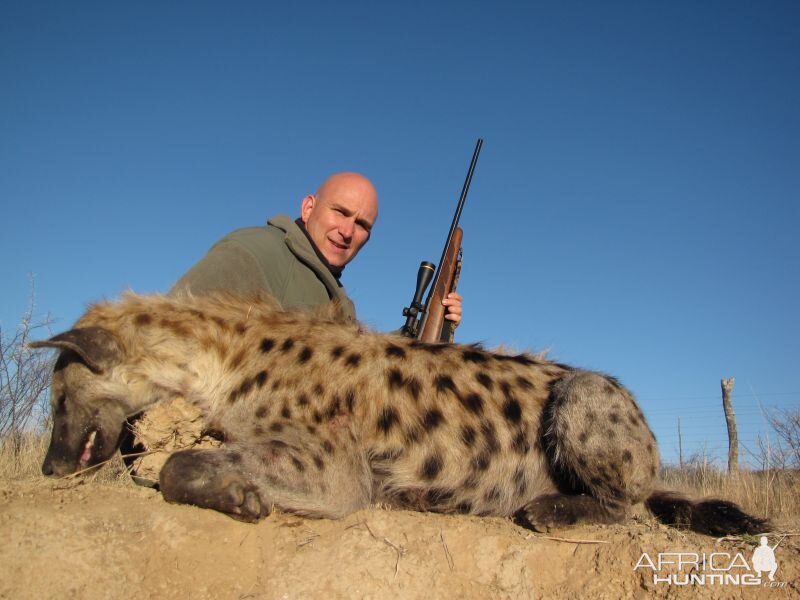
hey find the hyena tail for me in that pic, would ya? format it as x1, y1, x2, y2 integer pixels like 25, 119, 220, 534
645, 491, 770, 536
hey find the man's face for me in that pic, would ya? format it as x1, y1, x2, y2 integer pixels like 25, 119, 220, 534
300, 174, 379, 268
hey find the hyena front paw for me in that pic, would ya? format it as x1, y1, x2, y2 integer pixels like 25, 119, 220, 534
160, 449, 270, 523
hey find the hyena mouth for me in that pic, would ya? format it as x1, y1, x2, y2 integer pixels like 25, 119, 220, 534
78, 430, 98, 468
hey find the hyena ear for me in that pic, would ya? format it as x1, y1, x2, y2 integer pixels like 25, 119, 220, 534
30, 326, 122, 373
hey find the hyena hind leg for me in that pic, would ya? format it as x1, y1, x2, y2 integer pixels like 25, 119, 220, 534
521, 370, 660, 530
160, 448, 268, 523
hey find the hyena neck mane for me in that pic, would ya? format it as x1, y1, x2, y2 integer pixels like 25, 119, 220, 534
75, 292, 360, 413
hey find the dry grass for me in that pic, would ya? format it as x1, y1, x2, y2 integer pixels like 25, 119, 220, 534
660, 464, 800, 525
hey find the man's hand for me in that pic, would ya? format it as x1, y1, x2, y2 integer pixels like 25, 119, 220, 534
442, 292, 463, 326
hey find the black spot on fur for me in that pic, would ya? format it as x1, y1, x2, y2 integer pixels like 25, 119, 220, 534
456, 501, 473, 514
291, 457, 305, 472
235, 322, 247, 334
503, 398, 522, 424
331, 346, 345, 358
326, 396, 342, 419
463, 473, 480, 489
345, 353, 361, 367
344, 388, 356, 413
511, 431, 530, 454
281, 338, 295, 352
321, 440, 334, 454
423, 409, 444, 431
297, 393, 309, 407
385, 344, 406, 359
410, 340, 449, 354
313, 383, 325, 396
229, 451, 242, 464
281, 406, 291, 419
422, 488, 451, 504
255, 370, 269, 388
298, 347, 313, 363
495, 353, 535, 366
387, 368, 404, 390
406, 376, 422, 401
434, 374, 457, 394
238, 379, 253, 398
461, 425, 477, 447
475, 451, 492, 471
420, 455, 443, 481
378, 407, 399, 434
516, 376, 534, 390
481, 421, 499, 453
609, 412, 621, 424
579, 431, 589, 443
306, 424, 317, 434
463, 349, 488, 363
270, 422, 283, 433
462, 393, 484, 415
255, 405, 269, 419
313, 410, 323, 424
260, 338, 275, 353
476, 373, 494, 391
134, 313, 152, 326
622, 450, 633, 463
313, 455, 325, 470
484, 486, 502, 502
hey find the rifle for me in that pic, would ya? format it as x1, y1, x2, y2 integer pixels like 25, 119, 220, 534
402, 138, 483, 342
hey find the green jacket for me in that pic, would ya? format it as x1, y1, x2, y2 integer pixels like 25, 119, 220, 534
170, 215, 356, 320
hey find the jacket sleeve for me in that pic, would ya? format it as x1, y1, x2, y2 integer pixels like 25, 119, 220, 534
169, 238, 274, 297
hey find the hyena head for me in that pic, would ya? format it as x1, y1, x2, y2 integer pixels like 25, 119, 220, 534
31, 326, 139, 477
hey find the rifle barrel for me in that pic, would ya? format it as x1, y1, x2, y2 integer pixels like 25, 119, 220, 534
426, 138, 483, 308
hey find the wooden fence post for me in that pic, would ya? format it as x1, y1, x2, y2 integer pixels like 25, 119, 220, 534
721, 377, 738, 473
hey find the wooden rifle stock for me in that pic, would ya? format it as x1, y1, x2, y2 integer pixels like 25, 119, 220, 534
418, 227, 463, 342
400, 138, 482, 342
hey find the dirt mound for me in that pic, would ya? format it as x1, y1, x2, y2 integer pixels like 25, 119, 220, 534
1, 479, 797, 599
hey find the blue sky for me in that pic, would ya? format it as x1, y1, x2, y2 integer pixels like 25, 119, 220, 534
2, 1, 797, 466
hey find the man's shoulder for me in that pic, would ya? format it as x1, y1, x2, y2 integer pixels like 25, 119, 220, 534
216, 217, 295, 253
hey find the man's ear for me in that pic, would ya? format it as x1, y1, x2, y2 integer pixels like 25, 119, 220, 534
30, 326, 122, 373
300, 194, 316, 224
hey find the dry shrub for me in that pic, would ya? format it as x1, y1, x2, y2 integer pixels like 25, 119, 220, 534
0, 432, 49, 479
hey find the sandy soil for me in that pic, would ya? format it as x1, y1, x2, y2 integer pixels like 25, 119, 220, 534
1, 476, 797, 600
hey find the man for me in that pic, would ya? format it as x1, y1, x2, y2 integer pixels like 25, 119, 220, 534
171, 172, 462, 328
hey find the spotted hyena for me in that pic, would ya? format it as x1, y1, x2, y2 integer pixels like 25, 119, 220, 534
32, 292, 767, 535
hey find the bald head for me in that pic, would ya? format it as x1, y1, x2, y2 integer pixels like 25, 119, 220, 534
300, 172, 379, 268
